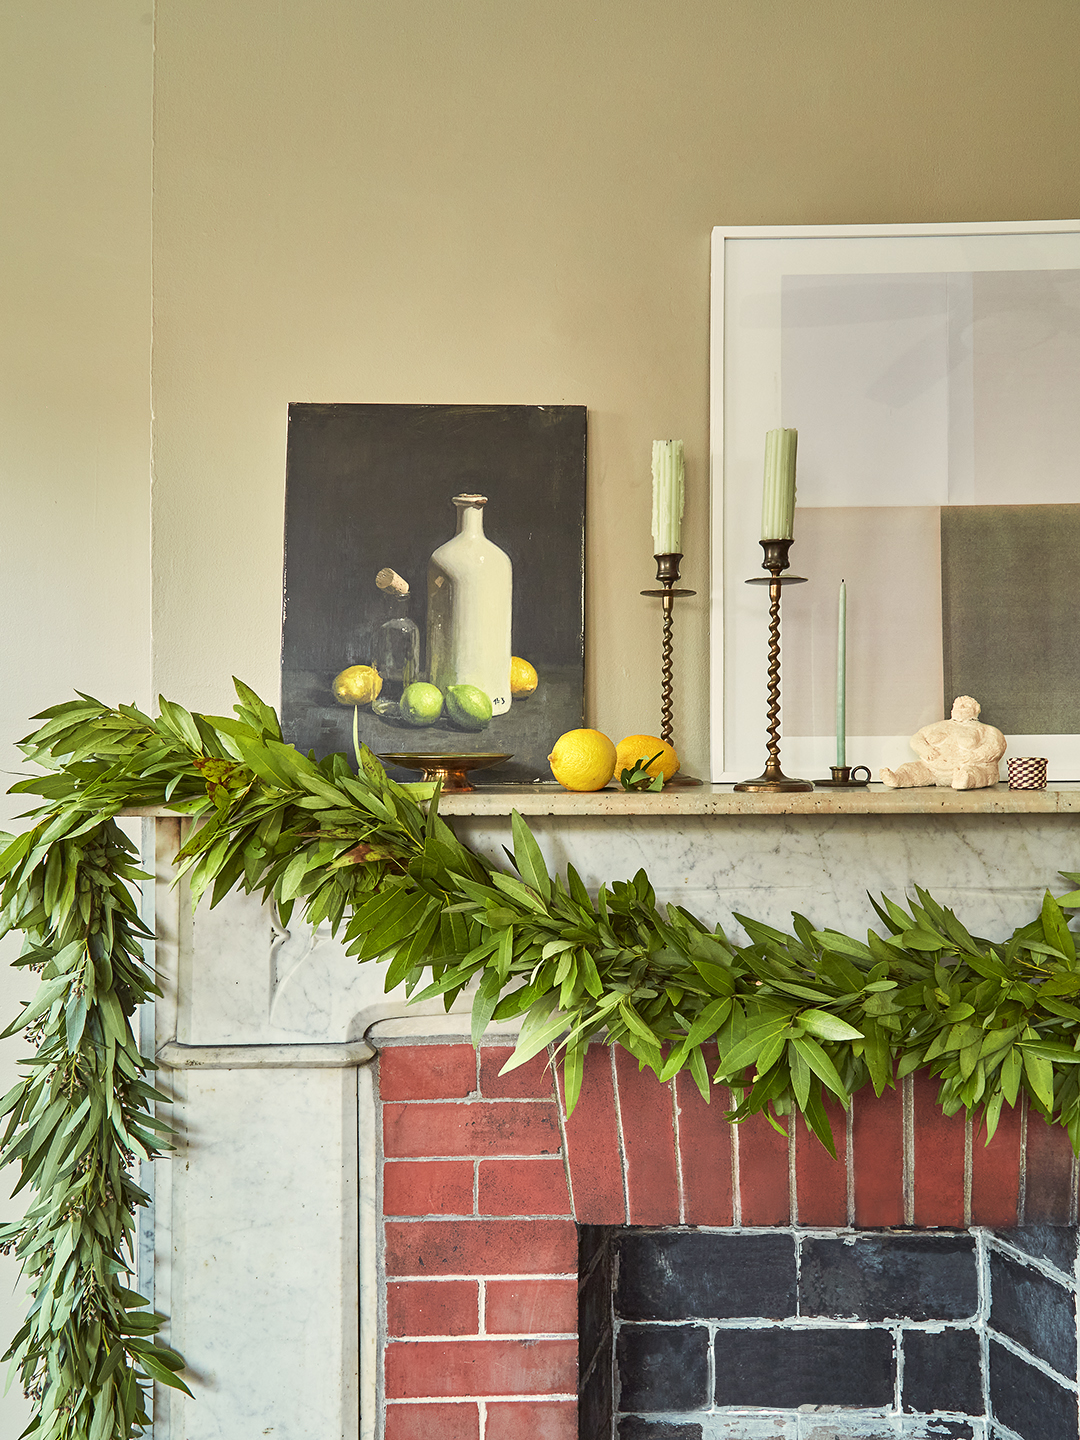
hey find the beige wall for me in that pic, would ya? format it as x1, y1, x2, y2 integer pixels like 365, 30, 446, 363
2, 0, 1080, 1429
150, 0, 1080, 775
0, 4, 152, 1429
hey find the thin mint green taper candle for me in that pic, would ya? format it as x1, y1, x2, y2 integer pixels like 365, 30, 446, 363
760, 428, 797, 540
651, 440, 685, 553
836, 578, 847, 768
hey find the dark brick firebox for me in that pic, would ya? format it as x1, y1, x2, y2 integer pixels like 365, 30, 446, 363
579, 1224, 1080, 1440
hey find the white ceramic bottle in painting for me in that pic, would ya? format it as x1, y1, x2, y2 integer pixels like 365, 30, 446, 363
427, 494, 512, 714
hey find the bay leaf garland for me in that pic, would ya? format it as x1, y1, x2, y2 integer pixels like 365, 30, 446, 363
1, 678, 1079, 1436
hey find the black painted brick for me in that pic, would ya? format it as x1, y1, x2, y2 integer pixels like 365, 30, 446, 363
995, 1225, 1078, 1279
990, 1248, 1077, 1379
617, 1422, 702, 1440
800, 1234, 978, 1321
989, 1339, 1079, 1440
616, 1324, 710, 1411
580, 1245, 615, 1376
902, 1326, 983, 1415
615, 1231, 796, 1321
579, 1328, 613, 1440
714, 1326, 894, 1407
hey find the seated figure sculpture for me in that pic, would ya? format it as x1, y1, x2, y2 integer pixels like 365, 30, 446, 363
880, 696, 1006, 791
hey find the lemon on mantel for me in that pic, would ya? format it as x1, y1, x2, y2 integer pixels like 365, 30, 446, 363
548, 729, 617, 792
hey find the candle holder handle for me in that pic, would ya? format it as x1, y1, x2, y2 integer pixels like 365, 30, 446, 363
734, 539, 813, 793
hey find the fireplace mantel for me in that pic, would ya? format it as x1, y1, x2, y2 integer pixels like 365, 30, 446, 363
139, 793, 1080, 1439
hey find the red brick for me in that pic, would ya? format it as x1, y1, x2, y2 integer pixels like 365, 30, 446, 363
674, 1058, 733, 1226
737, 1109, 791, 1225
478, 1159, 571, 1216
384, 1338, 577, 1398
970, 1101, 1022, 1227
852, 1083, 904, 1227
385, 1219, 578, 1277
558, 1045, 625, 1224
385, 1402, 479, 1440
383, 1101, 561, 1158
614, 1047, 680, 1224
912, 1070, 966, 1227
384, 1161, 474, 1216
486, 1400, 577, 1440
387, 1280, 479, 1336
480, 1046, 559, 1100
1026, 1113, 1077, 1224
485, 1278, 578, 1335
795, 1101, 848, 1226
381, 1045, 477, 1100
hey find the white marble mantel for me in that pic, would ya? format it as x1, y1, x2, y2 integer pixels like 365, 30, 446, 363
141, 787, 1080, 1438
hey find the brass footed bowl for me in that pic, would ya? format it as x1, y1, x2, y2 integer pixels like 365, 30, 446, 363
378, 752, 513, 793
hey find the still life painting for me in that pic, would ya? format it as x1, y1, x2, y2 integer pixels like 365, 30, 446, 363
281, 402, 587, 782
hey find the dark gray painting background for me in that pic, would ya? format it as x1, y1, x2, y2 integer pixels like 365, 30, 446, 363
941, 503, 1080, 736
280, 403, 586, 782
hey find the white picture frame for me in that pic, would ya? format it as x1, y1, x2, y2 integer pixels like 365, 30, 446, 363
709, 220, 1080, 784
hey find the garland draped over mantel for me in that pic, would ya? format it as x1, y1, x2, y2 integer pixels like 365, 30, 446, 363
2, 681, 1080, 1437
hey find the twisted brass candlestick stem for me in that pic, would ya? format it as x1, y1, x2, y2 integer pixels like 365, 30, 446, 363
734, 538, 813, 793
641, 553, 695, 750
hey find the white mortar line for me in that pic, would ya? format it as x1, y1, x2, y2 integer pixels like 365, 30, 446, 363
975, 1226, 992, 1431
964, 1112, 973, 1226
845, 1095, 855, 1228
549, 1043, 577, 1221
987, 1324, 1080, 1392
672, 1076, 685, 1225
610, 1047, 631, 1221
787, 1113, 798, 1225
902, 1073, 915, 1225
730, 1090, 742, 1227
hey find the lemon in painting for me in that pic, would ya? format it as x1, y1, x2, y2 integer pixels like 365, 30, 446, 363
400, 682, 444, 726
614, 734, 680, 782
446, 684, 493, 731
332, 665, 382, 707
510, 657, 538, 698
548, 729, 617, 791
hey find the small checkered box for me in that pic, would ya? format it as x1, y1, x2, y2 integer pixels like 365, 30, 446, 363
1007, 756, 1048, 790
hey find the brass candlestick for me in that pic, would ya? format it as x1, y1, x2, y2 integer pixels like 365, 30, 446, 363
640, 553, 696, 749
734, 538, 813, 793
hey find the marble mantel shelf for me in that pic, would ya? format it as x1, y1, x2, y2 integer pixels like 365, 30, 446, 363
122, 781, 1080, 820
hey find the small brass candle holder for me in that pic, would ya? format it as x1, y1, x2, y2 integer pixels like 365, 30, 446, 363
734, 538, 813, 793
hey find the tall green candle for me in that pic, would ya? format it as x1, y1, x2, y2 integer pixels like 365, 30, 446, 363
651, 440, 685, 553
760, 428, 797, 540
836, 578, 847, 768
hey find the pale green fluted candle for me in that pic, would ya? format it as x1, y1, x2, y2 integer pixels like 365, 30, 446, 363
651, 440, 685, 553
836, 578, 847, 768
760, 428, 798, 540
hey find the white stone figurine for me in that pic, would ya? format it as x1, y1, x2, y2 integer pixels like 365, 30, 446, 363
880, 696, 1006, 791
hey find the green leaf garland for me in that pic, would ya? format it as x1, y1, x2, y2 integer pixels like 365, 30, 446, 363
1, 679, 1080, 1435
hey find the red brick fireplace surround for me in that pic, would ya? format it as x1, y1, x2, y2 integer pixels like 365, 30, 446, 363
377, 1039, 1079, 1440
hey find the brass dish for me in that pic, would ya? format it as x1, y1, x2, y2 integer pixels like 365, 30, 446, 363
378, 751, 513, 792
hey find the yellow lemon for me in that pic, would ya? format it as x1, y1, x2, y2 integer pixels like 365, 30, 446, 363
614, 734, 680, 782
510, 657, 538, 698
332, 665, 382, 707
548, 729, 617, 791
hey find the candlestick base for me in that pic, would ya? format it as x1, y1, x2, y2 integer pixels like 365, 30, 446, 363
733, 759, 813, 793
